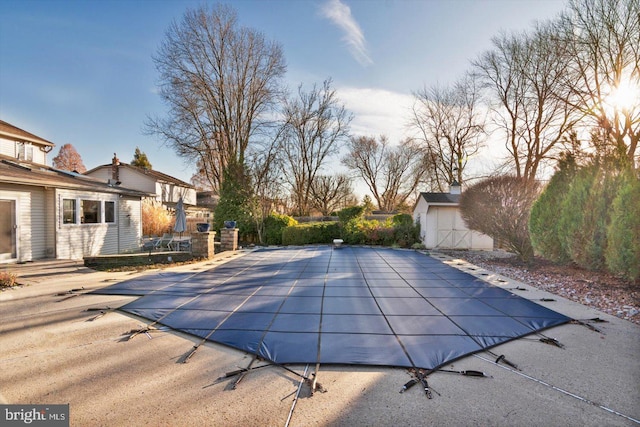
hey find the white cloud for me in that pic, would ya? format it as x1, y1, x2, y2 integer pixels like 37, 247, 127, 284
337, 86, 414, 142
320, 0, 373, 66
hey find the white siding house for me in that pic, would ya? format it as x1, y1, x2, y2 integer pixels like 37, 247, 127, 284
85, 155, 197, 207
413, 183, 493, 250
0, 120, 150, 262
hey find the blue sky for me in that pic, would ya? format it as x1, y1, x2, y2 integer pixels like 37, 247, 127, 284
0, 0, 566, 186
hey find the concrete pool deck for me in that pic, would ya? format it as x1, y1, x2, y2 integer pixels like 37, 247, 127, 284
1, 248, 638, 426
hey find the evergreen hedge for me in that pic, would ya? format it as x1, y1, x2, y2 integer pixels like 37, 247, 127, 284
605, 171, 640, 282
529, 155, 577, 263
263, 213, 297, 245
280, 212, 420, 248
213, 169, 255, 240
557, 164, 597, 268
281, 222, 341, 245
529, 158, 639, 283
557, 162, 622, 271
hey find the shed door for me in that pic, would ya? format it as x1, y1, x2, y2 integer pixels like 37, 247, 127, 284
0, 200, 17, 261
436, 207, 470, 249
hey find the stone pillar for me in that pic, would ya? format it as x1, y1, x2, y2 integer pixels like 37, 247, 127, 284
192, 231, 216, 259
220, 228, 238, 252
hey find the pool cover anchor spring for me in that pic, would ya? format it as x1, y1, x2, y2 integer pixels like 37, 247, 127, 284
85, 306, 113, 321
494, 354, 520, 370
571, 317, 608, 333
125, 324, 169, 340
401, 367, 491, 398
539, 337, 564, 348
56, 287, 87, 302
207, 362, 326, 395
180, 344, 201, 364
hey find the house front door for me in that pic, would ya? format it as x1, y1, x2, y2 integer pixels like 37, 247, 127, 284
0, 200, 17, 261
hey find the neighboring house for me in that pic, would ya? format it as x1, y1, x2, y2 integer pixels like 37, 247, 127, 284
0, 120, 150, 262
195, 190, 219, 224
85, 155, 197, 207
85, 156, 219, 232
413, 182, 493, 250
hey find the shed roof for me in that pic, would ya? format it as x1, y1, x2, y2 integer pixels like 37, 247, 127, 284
419, 192, 461, 204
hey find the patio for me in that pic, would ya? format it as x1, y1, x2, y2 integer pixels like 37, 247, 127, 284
1, 248, 638, 426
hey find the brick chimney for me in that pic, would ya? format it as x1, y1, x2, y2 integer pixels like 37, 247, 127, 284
111, 153, 120, 182
450, 180, 461, 195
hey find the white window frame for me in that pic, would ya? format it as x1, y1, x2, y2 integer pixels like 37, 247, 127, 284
17, 142, 34, 161
60, 197, 117, 226
104, 201, 116, 223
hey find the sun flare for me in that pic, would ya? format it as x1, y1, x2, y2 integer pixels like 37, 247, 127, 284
604, 78, 640, 112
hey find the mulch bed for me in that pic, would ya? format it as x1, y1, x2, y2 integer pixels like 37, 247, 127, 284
438, 250, 639, 325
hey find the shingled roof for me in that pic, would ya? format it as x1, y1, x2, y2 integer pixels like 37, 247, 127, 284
418, 192, 461, 204
0, 120, 55, 148
85, 162, 194, 189
0, 155, 151, 197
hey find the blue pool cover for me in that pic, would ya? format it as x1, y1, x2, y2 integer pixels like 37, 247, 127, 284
93, 247, 570, 370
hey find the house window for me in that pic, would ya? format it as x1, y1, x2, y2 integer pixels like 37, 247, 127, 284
18, 143, 34, 161
63, 199, 76, 224
81, 200, 100, 223
105, 201, 115, 223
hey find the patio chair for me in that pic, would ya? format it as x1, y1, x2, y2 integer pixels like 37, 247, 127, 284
141, 235, 161, 251
158, 233, 174, 250
171, 236, 192, 252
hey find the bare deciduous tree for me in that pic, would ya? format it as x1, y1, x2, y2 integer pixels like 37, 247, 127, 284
309, 174, 354, 215
342, 136, 430, 212
280, 79, 352, 216
555, 0, 640, 164
52, 144, 86, 173
460, 175, 541, 262
247, 137, 289, 243
145, 4, 286, 190
190, 158, 215, 191
411, 75, 486, 190
473, 24, 577, 181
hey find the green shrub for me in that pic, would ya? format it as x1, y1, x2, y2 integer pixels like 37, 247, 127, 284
337, 205, 365, 223
280, 207, 420, 248
282, 222, 341, 245
558, 165, 596, 267
352, 219, 393, 246
213, 167, 257, 241
605, 171, 640, 282
529, 154, 577, 263
343, 218, 363, 245
393, 221, 421, 248
559, 162, 621, 270
341, 214, 420, 248
263, 213, 298, 245
392, 213, 414, 226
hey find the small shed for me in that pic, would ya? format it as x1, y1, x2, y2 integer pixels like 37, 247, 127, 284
413, 182, 493, 250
